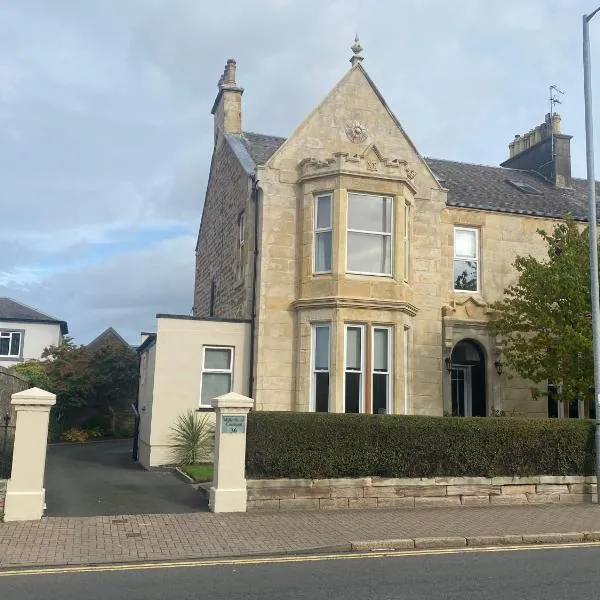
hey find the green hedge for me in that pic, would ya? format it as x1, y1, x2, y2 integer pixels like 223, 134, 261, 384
245, 412, 596, 479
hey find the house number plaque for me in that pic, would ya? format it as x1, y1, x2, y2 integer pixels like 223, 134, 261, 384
221, 415, 246, 434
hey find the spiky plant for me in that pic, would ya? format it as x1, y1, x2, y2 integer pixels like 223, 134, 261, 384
169, 410, 214, 466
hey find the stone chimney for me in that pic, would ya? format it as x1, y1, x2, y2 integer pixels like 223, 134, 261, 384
211, 59, 244, 144
501, 113, 572, 188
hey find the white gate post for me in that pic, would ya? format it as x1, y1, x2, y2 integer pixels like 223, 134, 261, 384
209, 392, 253, 513
4, 387, 56, 522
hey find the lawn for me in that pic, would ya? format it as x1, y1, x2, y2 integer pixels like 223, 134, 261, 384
181, 463, 213, 482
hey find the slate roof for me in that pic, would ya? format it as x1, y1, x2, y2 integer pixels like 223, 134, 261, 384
87, 327, 131, 351
0, 297, 68, 334
233, 130, 599, 221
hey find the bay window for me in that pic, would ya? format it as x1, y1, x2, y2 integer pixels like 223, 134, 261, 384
372, 327, 392, 414
311, 324, 330, 412
344, 325, 364, 413
314, 194, 332, 273
347, 193, 393, 275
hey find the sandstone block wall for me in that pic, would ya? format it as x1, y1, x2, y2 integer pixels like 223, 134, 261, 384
246, 475, 598, 511
194, 136, 252, 320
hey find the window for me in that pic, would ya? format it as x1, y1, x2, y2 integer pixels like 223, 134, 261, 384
238, 211, 246, 278
314, 194, 332, 273
200, 346, 233, 406
311, 324, 330, 412
505, 179, 543, 196
347, 193, 393, 275
454, 227, 479, 292
403, 202, 410, 280
0, 331, 21, 358
372, 327, 392, 414
209, 280, 216, 317
344, 325, 364, 413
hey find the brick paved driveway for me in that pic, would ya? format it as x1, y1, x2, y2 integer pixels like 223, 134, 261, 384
44, 440, 207, 517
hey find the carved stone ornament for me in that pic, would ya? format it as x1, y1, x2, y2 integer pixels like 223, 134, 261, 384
344, 120, 368, 143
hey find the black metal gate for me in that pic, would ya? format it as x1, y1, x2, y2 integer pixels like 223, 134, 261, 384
0, 414, 15, 479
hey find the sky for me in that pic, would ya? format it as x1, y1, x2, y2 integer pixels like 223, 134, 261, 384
1, 0, 600, 344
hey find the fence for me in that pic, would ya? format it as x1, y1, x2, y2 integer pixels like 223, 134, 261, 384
0, 413, 15, 479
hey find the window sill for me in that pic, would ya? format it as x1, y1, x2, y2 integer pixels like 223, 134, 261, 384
346, 272, 394, 279
0, 356, 23, 362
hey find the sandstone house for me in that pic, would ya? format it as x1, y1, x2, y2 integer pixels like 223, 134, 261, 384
138, 42, 595, 466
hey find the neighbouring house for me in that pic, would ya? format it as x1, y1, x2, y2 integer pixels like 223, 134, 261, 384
87, 327, 135, 351
0, 297, 68, 368
137, 41, 596, 467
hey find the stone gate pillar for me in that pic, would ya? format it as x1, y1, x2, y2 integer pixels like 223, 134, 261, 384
4, 387, 56, 522
209, 392, 253, 513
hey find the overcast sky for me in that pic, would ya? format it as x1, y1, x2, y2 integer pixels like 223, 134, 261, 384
1, 0, 599, 344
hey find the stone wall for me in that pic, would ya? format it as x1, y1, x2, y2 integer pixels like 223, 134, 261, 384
0, 366, 28, 421
247, 475, 598, 511
194, 135, 252, 320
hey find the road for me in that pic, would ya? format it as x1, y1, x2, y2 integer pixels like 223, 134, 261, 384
3, 545, 600, 599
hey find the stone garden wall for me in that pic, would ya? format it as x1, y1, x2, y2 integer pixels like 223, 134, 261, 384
247, 475, 598, 511
0, 479, 6, 515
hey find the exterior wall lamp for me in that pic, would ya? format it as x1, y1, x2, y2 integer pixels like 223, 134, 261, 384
494, 360, 504, 375
445, 357, 452, 373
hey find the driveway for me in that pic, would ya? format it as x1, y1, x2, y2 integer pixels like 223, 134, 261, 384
44, 440, 207, 517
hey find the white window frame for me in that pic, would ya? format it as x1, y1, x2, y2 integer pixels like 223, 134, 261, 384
314, 193, 333, 274
0, 330, 22, 358
403, 202, 410, 281
346, 192, 394, 277
453, 226, 480, 293
200, 345, 234, 407
310, 323, 330, 412
343, 324, 365, 413
371, 326, 393, 414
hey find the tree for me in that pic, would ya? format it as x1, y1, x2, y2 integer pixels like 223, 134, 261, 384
10, 360, 52, 390
491, 217, 594, 406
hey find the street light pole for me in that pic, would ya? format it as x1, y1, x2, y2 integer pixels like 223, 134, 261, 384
583, 7, 600, 504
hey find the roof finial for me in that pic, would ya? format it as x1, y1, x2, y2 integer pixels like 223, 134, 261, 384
350, 33, 363, 66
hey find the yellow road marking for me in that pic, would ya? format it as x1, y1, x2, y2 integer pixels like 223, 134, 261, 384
1, 542, 600, 578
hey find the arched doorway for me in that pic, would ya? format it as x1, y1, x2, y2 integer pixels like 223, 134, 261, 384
450, 339, 486, 417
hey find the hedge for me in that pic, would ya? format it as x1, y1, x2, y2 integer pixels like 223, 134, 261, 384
245, 412, 596, 479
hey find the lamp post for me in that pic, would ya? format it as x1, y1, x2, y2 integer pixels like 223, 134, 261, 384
583, 7, 600, 503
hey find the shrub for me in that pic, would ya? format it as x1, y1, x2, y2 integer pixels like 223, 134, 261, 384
169, 411, 214, 466
61, 427, 103, 443
245, 412, 596, 479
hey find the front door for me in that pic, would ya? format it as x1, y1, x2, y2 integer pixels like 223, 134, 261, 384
451, 365, 472, 417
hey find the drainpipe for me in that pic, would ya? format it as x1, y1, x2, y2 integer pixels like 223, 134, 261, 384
248, 175, 260, 399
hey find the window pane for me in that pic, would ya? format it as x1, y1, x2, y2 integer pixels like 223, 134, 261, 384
454, 260, 478, 291
455, 229, 476, 258
348, 194, 392, 233
315, 231, 332, 272
346, 327, 361, 370
347, 231, 391, 274
373, 329, 388, 371
9, 333, 20, 356
316, 195, 331, 229
204, 348, 231, 370
314, 326, 329, 370
0, 337, 8, 356
345, 372, 361, 413
201, 373, 231, 404
315, 372, 329, 412
373, 373, 388, 414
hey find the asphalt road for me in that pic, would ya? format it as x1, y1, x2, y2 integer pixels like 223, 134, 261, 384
3, 546, 600, 599
44, 440, 207, 516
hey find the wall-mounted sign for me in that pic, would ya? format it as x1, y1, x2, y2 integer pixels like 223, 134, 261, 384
221, 415, 246, 434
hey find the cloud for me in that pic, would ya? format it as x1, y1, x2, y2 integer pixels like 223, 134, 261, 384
1, 0, 599, 344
